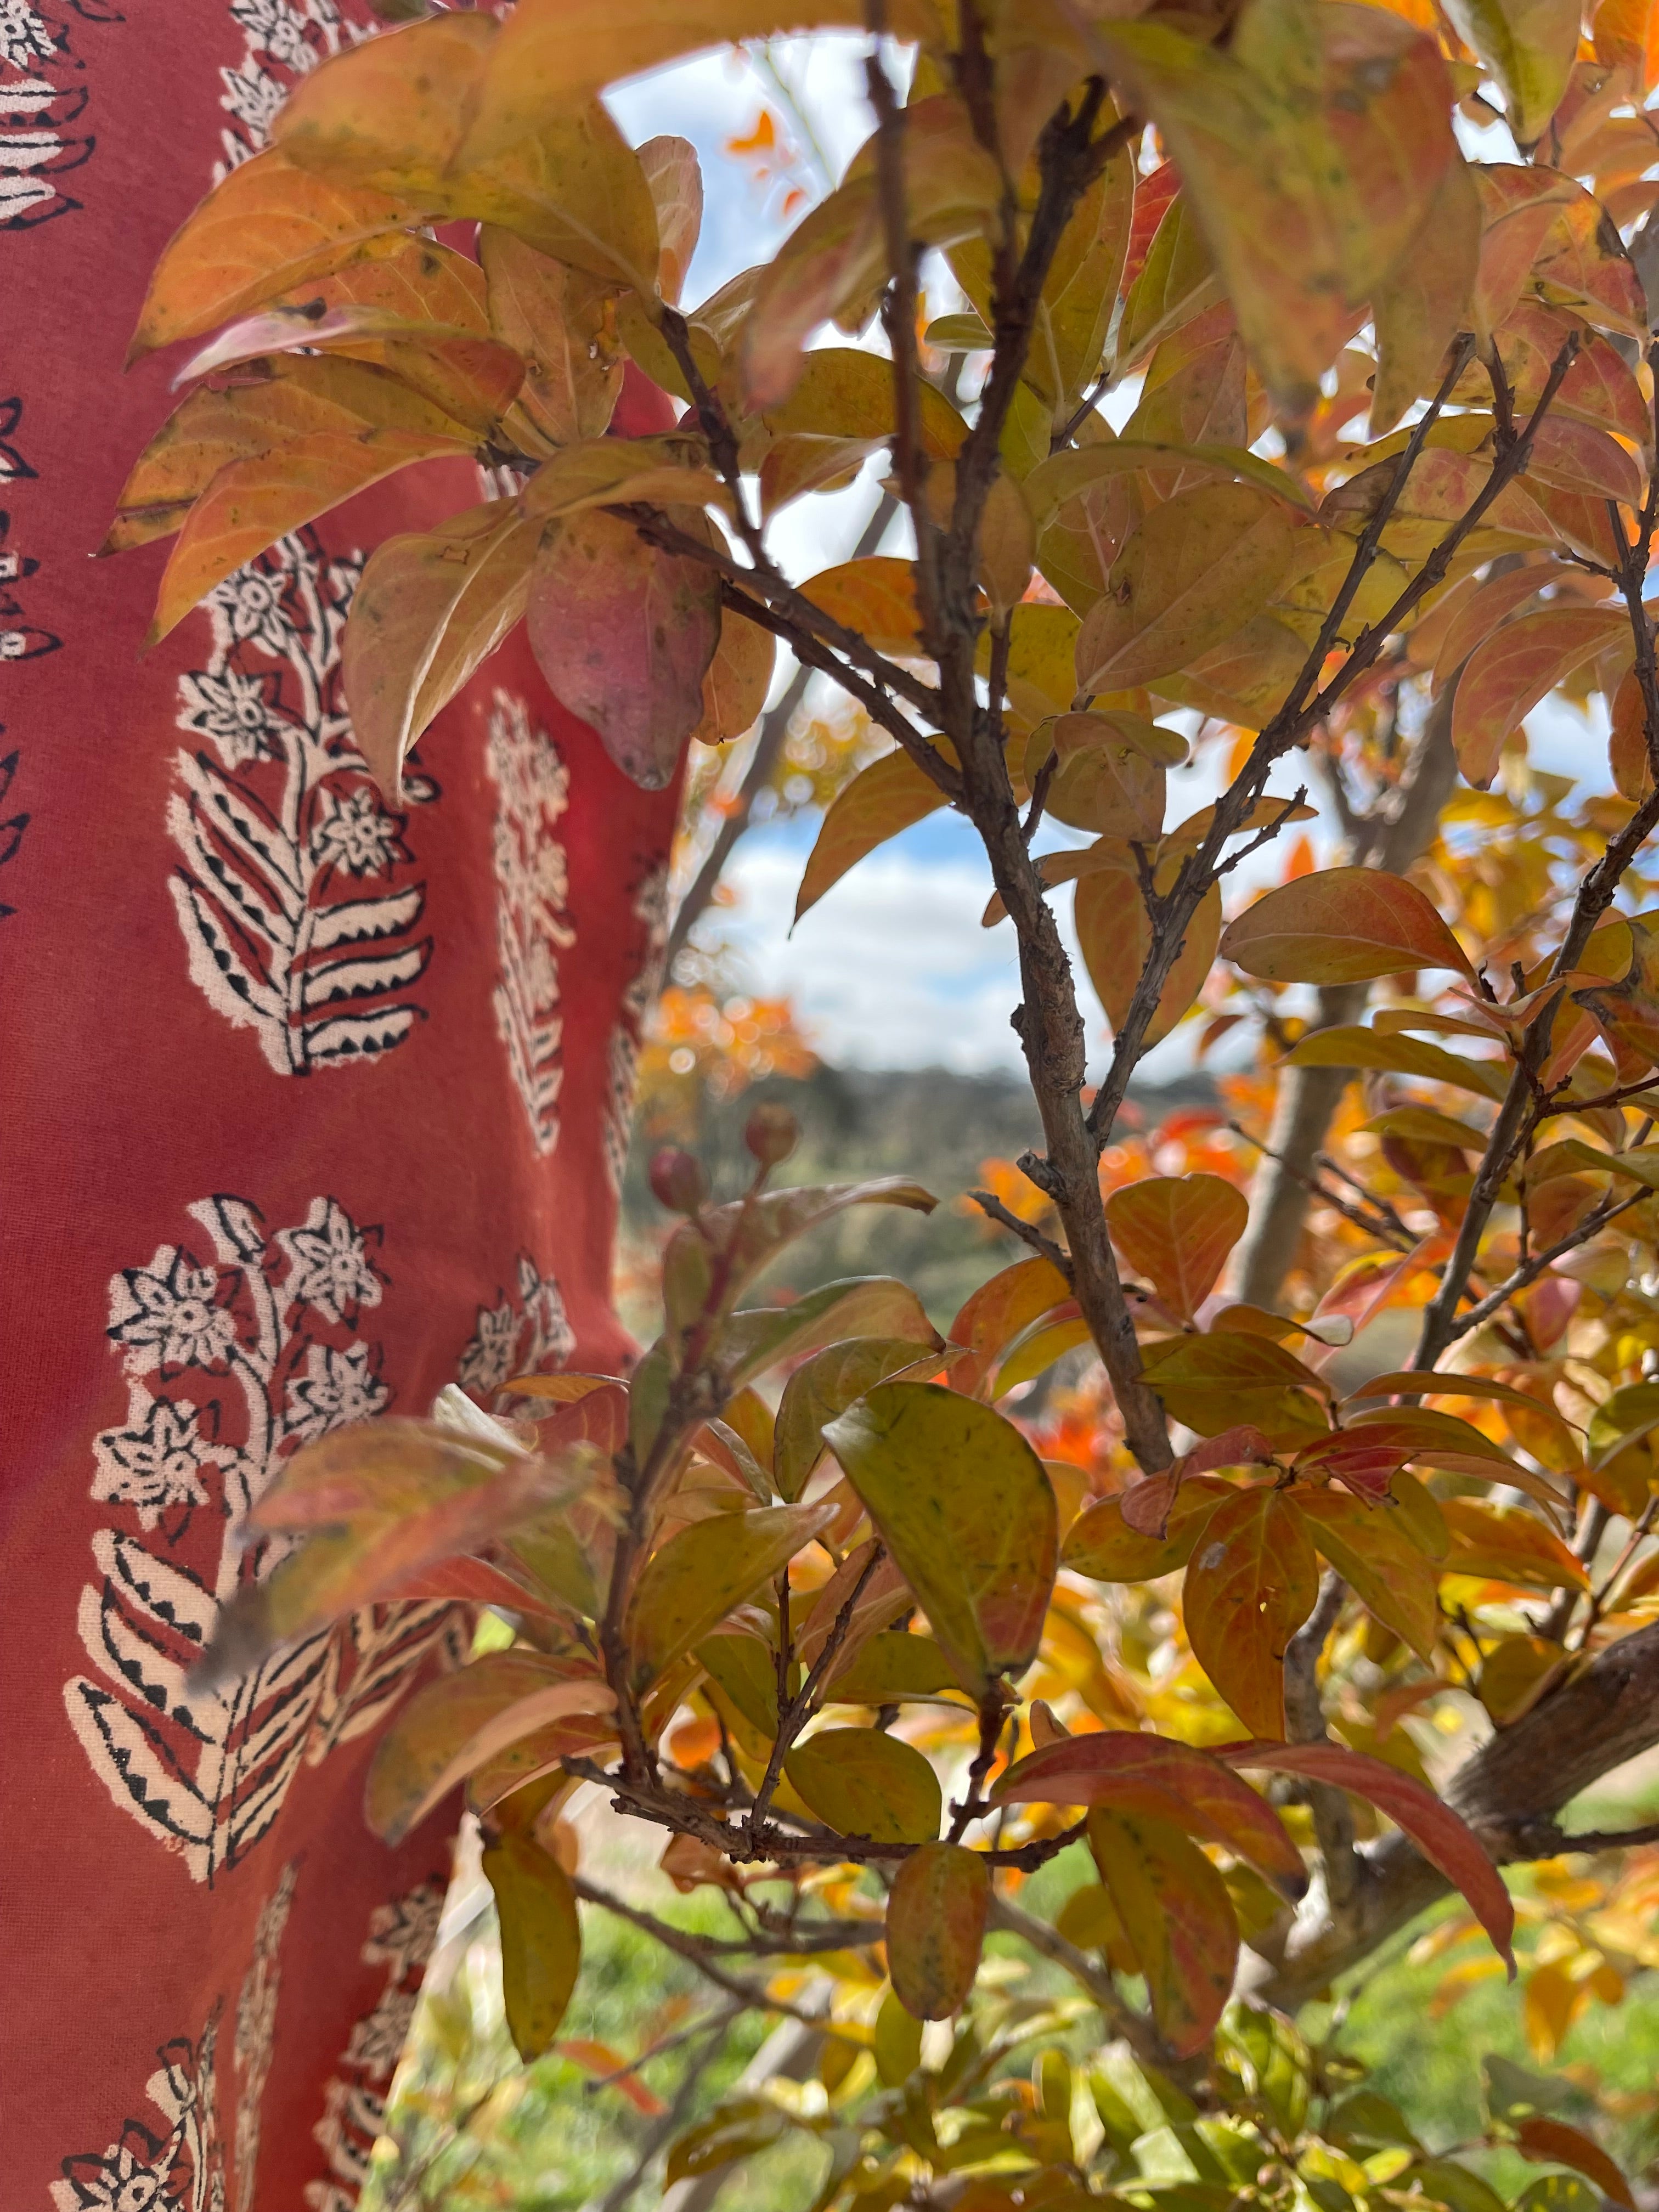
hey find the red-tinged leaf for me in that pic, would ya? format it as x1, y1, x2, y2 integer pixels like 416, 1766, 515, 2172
1343, 1370, 1583, 1460
196, 1422, 594, 1685
825, 1383, 1058, 1694
149, 425, 470, 646
1430, 564, 1562, 690
994, 1729, 1305, 1893
1441, 1498, 1590, 1589
949, 1255, 1074, 1369
1221, 867, 1475, 985
1105, 1173, 1249, 1321
1121, 1426, 1277, 1536
1285, 1486, 1440, 1659
1515, 2118, 1634, 2207
1075, 483, 1300, 692
366, 1650, 616, 1845
794, 743, 951, 922
467, 1712, 619, 1818
1610, 664, 1652, 801
1292, 1429, 1415, 1503
886, 1843, 990, 2019
483, 1829, 583, 2061
1077, 865, 1221, 1048
1503, 300, 1652, 450
1526, 418, 1646, 507
343, 499, 541, 800
1062, 1474, 1235, 1581
177, 306, 526, 435
129, 146, 427, 359
624, 1501, 838, 1684
1088, 1808, 1239, 2056
1452, 606, 1633, 788
1217, 1737, 1516, 1971
385, 1553, 566, 1616
555, 2040, 668, 2117
1341, 1410, 1568, 1515
1181, 1486, 1320, 1737
527, 505, 721, 791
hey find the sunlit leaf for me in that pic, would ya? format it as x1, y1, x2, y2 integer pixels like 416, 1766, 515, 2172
995, 1729, 1304, 1891
794, 743, 952, 921
1285, 1486, 1438, 1659
1076, 864, 1221, 1047
774, 1336, 941, 1501
1441, 1498, 1589, 1589
1221, 867, 1476, 984
1076, 484, 1301, 693
1062, 1474, 1234, 1581
366, 1651, 616, 1845
1181, 1485, 1321, 1736
785, 1726, 943, 1844
1444, 0, 1584, 147
1451, 607, 1633, 789
885, 1842, 990, 2019
825, 1382, 1058, 1694
1105, 1173, 1249, 1321
481, 225, 624, 448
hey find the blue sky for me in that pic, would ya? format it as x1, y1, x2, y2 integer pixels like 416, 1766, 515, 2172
607, 46, 1616, 1076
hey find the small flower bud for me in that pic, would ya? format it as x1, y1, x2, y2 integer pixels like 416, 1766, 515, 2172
648, 1146, 708, 1215
743, 1102, 798, 1167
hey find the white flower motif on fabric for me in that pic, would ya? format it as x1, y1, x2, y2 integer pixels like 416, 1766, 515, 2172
457, 1250, 575, 1400
233, 1861, 297, 2212
605, 861, 670, 1194
304, 1880, 445, 2210
485, 691, 575, 1155
66, 1196, 453, 1885
168, 533, 433, 1076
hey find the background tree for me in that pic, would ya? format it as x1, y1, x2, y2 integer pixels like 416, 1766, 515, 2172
112, 0, 1659, 2200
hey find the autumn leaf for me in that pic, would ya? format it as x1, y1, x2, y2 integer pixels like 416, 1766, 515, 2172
1451, 607, 1633, 788
1285, 1486, 1440, 1659
1181, 1485, 1321, 1736
1063, 1474, 1234, 1581
1088, 1807, 1240, 2056
1217, 1737, 1516, 1970
785, 1727, 943, 1844
624, 1502, 837, 1683
129, 146, 427, 360
1443, 0, 1582, 146
527, 506, 722, 791
1077, 865, 1221, 1047
793, 743, 951, 922
1075, 484, 1301, 693
1441, 1498, 1590, 1589
343, 499, 541, 800
483, 1829, 583, 2061
825, 1383, 1058, 1695
1105, 1173, 1249, 1320
1514, 2117, 1635, 2208
774, 1336, 940, 1501
995, 1729, 1305, 1891
886, 1843, 990, 2019
1221, 868, 1476, 984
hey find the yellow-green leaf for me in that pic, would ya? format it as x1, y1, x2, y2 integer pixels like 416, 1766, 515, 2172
483, 1829, 583, 2060
885, 1842, 990, 2018
1088, 1808, 1239, 2056
823, 1382, 1057, 1694
626, 1502, 836, 1684
785, 1726, 943, 1844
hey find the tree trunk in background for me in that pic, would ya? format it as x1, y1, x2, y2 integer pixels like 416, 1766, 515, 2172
1231, 685, 1460, 1308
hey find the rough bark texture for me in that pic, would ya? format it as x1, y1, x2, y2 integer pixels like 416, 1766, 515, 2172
1249, 1616, 1659, 2007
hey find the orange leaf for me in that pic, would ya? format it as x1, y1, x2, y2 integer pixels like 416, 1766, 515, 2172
1076, 865, 1221, 1047
1285, 1485, 1440, 1659
994, 1729, 1304, 1892
555, 2040, 668, 2117
1516, 2118, 1634, 2207
1181, 1486, 1319, 1737
1105, 1173, 1249, 1321
1451, 606, 1633, 787
1220, 866, 1475, 985
794, 742, 951, 923
129, 146, 426, 360
1441, 1498, 1589, 1589
1217, 1738, 1516, 1971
